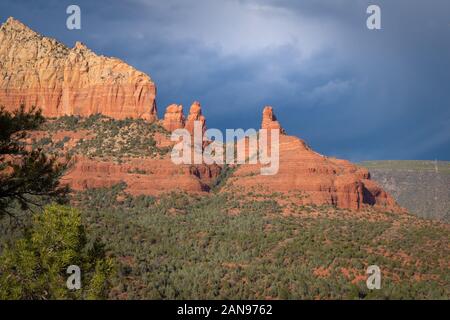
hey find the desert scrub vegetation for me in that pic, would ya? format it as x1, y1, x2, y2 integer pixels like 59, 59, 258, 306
39, 114, 171, 159
30, 135, 71, 157
70, 184, 449, 300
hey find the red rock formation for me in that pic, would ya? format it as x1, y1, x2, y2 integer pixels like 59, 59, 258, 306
185, 101, 206, 134
24, 128, 222, 195
0, 17, 157, 120
162, 101, 207, 134
261, 106, 286, 134
163, 104, 185, 132
56, 104, 400, 212
62, 156, 221, 196
224, 107, 402, 212
2, 17, 401, 213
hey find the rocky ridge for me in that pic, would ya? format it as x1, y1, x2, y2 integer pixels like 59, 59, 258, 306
225, 108, 402, 212
0, 17, 157, 120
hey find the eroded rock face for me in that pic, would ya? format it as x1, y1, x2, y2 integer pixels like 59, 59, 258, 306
162, 104, 185, 132
62, 156, 221, 196
261, 106, 286, 134
185, 101, 206, 134
0, 17, 157, 120
163, 101, 206, 134
24, 128, 221, 195
224, 107, 402, 212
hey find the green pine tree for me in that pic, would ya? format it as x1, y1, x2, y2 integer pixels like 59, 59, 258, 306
0, 105, 68, 219
0, 204, 114, 299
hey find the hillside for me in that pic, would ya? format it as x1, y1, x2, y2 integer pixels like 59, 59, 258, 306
25, 114, 221, 195
1, 182, 449, 299
361, 161, 450, 222
73, 185, 450, 299
2, 118, 444, 299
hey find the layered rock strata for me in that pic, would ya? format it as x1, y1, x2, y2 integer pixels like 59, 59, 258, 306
225, 108, 402, 212
0, 17, 157, 120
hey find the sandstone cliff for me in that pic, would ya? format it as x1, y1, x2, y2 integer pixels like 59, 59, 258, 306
62, 156, 221, 196
26, 119, 221, 196
0, 17, 157, 120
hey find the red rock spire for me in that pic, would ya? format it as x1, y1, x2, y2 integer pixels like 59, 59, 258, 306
162, 104, 185, 132
261, 106, 286, 134
185, 101, 206, 134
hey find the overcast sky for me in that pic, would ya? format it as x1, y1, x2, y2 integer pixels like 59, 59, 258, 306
1, 0, 449, 161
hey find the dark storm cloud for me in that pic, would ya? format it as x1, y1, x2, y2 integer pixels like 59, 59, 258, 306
1, 0, 449, 160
